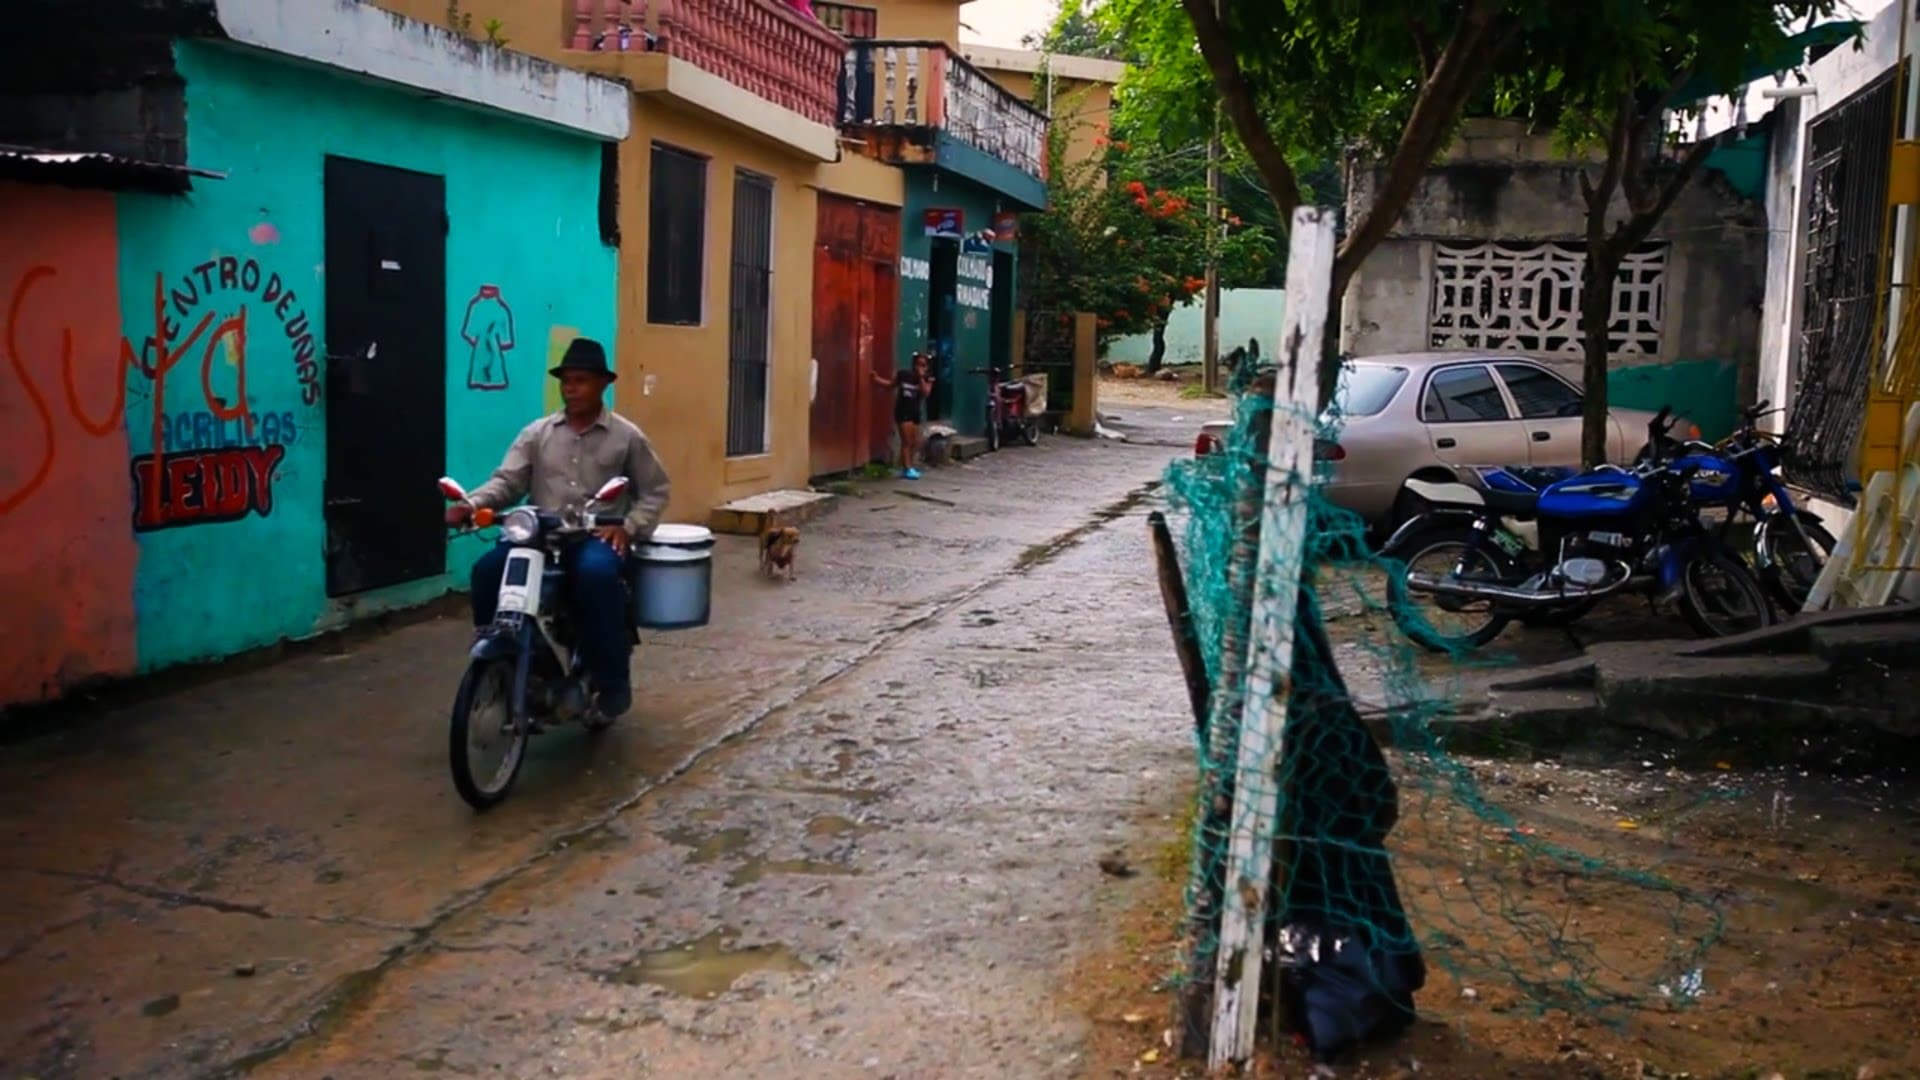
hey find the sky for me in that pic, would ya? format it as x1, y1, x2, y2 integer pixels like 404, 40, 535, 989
958, 0, 1061, 48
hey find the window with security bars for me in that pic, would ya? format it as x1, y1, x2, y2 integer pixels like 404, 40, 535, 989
648, 143, 707, 326
1428, 240, 1668, 358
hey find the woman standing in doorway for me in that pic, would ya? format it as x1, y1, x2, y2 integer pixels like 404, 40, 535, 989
873, 352, 935, 480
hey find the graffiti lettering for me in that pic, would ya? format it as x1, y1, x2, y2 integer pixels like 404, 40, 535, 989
2, 265, 131, 517
131, 444, 285, 532
148, 257, 318, 406
160, 410, 298, 452
957, 284, 992, 311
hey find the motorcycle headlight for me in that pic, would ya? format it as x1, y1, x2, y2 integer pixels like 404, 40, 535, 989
500, 507, 540, 543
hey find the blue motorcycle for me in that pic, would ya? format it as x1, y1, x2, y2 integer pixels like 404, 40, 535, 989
1646, 400, 1835, 614
1383, 407, 1774, 653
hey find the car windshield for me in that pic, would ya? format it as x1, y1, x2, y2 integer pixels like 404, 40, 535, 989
1326, 364, 1408, 419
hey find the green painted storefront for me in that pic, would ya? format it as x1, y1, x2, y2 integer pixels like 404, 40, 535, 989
890, 133, 1046, 439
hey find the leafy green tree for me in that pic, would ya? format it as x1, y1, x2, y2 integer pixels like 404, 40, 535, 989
1489, 4, 1855, 464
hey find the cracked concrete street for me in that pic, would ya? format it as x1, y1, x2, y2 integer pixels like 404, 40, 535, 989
0, 402, 1221, 1079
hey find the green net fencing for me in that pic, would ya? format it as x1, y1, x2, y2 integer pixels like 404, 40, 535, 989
1159, 366, 1726, 1057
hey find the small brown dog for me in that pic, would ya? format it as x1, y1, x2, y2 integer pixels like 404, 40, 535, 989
760, 525, 800, 581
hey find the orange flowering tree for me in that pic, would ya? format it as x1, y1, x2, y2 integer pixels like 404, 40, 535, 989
1021, 124, 1273, 374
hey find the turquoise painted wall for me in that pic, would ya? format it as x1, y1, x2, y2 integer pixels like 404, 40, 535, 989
1607, 357, 1740, 442
897, 172, 1017, 438
115, 41, 616, 673
1102, 289, 1288, 365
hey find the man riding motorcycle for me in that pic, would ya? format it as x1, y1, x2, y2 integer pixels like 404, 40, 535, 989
443, 337, 670, 719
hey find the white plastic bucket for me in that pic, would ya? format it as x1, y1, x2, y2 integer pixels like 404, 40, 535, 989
633, 524, 714, 630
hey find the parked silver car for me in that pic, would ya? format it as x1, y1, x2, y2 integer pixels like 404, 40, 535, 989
1195, 352, 1697, 528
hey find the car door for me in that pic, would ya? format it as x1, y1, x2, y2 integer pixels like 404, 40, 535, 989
1419, 363, 1531, 469
1492, 361, 1585, 467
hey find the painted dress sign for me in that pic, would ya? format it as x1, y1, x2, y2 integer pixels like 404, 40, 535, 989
461, 284, 515, 390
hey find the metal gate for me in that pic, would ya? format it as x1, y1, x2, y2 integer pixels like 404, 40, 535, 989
727, 170, 775, 458
1785, 70, 1898, 501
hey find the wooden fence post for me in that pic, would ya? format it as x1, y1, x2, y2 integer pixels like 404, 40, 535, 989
1207, 206, 1335, 1070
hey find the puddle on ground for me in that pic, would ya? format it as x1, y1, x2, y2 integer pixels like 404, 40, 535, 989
726, 857, 861, 888
805, 814, 877, 839
661, 827, 751, 864
612, 929, 808, 999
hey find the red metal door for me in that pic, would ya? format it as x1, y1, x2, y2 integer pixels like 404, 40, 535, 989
858, 203, 899, 465
810, 196, 860, 477
811, 195, 900, 476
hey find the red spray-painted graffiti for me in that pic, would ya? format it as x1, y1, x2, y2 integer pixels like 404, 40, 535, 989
132, 445, 286, 531
2, 263, 299, 530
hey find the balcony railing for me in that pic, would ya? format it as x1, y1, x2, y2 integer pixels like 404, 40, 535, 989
567, 0, 846, 129
839, 40, 1048, 179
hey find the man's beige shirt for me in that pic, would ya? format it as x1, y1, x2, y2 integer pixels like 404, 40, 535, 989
467, 410, 670, 537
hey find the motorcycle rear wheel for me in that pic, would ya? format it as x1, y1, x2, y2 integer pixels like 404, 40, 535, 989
449, 658, 528, 810
1388, 530, 1514, 653
1020, 418, 1041, 446
1677, 550, 1774, 639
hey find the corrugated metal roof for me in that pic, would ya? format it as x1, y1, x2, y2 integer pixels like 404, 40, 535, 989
0, 144, 225, 193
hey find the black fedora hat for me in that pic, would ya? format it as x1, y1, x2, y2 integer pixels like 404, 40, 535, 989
549, 337, 617, 382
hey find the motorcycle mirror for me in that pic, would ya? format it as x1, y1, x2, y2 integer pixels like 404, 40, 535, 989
592, 476, 630, 503
438, 476, 468, 502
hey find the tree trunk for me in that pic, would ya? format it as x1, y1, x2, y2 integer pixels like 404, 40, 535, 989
1147, 317, 1170, 374
1580, 245, 1618, 469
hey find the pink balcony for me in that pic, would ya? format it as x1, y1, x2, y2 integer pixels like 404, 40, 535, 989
568, 0, 846, 129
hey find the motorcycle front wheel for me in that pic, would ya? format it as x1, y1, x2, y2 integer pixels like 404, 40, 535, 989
985, 405, 1002, 452
1757, 514, 1836, 614
449, 658, 528, 810
1677, 549, 1774, 639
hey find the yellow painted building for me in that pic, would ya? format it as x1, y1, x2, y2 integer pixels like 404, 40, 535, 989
376, 0, 858, 522
961, 45, 1124, 174
376, 0, 1046, 514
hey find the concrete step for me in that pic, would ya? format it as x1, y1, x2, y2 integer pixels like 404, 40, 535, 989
708, 489, 838, 537
948, 435, 993, 462
1809, 619, 1920, 663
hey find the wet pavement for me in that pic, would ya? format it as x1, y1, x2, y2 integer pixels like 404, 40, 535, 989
0, 403, 1219, 1079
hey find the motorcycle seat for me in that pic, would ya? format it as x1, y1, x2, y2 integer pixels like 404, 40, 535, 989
1478, 487, 1540, 517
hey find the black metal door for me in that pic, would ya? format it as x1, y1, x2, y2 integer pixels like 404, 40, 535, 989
323, 156, 448, 596
727, 170, 774, 457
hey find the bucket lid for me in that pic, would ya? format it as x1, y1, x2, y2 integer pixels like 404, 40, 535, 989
649, 523, 714, 546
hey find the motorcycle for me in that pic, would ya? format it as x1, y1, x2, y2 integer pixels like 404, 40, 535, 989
1652, 401, 1835, 614
974, 366, 1042, 451
437, 473, 635, 810
1382, 408, 1775, 653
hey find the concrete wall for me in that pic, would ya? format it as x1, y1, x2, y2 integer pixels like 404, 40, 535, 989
1102, 289, 1287, 366
980, 68, 1114, 173
0, 183, 141, 706
1343, 118, 1768, 439
869, 0, 963, 43
0, 38, 617, 705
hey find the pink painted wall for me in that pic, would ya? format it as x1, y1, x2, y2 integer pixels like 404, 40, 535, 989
0, 181, 140, 704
